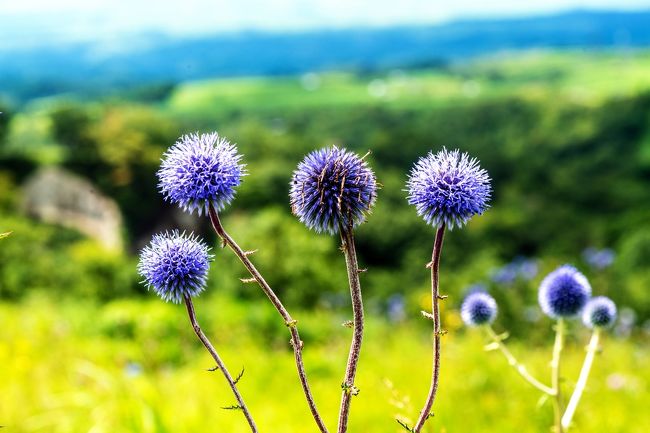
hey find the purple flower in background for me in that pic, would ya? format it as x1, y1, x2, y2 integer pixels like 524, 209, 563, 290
491, 264, 518, 286
290, 146, 377, 234
582, 296, 617, 329
538, 265, 591, 319
461, 291, 498, 326
492, 257, 538, 286
466, 283, 488, 294
124, 361, 143, 378
386, 294, 406, 323
158, 132, 245, 215
517, 258, 539, 281
582, 247, 615, 270
138, 231, 212, 303
406, 148, 491, 229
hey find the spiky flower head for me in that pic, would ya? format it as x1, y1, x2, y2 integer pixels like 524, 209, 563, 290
158, 132, 245, 215
406, 148, 491, 229
461, 291, 498, 326
138, 231, 212, 303
289, 146, 377, 234
583, 296, 617, 329
538, 265, 591, 319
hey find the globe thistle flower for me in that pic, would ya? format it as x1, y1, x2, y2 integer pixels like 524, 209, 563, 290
290, 146, 377, 234
461, 291, 498, 327
582, 247, 615, 270
582, 296, 617, 329
138, 231, 212, 303
538, 265, 591, 319
158, 132, 245, 215
406, 148, 491, 229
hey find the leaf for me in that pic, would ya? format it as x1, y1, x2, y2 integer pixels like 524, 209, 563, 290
536, 394, 549, 409
484, 342, 500, 352
396, 419, 415, 432
233, 367, 245, 384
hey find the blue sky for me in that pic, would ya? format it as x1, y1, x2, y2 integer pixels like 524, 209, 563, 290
2, 0, 650, 47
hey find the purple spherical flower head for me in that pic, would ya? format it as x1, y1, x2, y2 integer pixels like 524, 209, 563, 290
406, 148, 491, 229
583, 296, 617, 329
290, 146, 377, 234
538, 265, 591, 319
461, 291, 498, 327
158, 132, 246, 215
138, 231, 212, 303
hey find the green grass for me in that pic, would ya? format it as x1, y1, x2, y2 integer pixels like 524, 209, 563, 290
166, 51, 650, 118
2, 294, 648, 432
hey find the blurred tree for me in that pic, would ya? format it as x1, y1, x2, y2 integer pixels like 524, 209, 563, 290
0, 103, 12, 147
3, 83, 650, 324
51, 104, 100, 164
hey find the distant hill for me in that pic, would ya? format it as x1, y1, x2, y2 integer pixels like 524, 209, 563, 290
1, 9, 650, 101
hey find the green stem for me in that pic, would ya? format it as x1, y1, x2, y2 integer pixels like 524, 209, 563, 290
561, 329, 601, 430
551, 319, 566, 433
485, 325, 555, 396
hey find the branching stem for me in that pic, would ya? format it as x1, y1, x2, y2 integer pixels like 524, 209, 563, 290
208, 205, 329, 433
484, 325, 556, 395
561, 328, 601, 430
413, 224, 446, 433
183, 296, 258, 433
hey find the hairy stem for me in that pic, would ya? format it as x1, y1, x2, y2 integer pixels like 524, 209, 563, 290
183, 296, 258, 433
208, 205, 329, 433
551, 319, 566, 433
413, 224, 446, 433
561, 329, 601, 430
485, 325, 556, 395
337, 226, 365, 433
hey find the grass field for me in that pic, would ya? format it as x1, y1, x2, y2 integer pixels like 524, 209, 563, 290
166, 51, 650, 117
2, 293, 649, 433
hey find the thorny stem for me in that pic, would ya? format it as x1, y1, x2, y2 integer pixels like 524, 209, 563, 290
337, 225, 365, 433
413, 224, 446, 433
561, 329, 601, 430
208, 205, 330, 433
484, 326, 556, 396
551, 319, 566, 433
183, 296, 258, 433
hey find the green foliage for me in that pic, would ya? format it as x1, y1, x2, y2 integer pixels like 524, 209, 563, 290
1, 295, 649, 432
1, 51, 650, 325
166, 52, 650, 118
0, 216, 140, 300
0, 103, 12, 146
2, 49, 649, 433
50, 104, 97, 161
49, 103, 182, 236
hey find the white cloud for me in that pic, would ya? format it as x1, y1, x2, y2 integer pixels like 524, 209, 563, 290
1, 0, 649, 46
